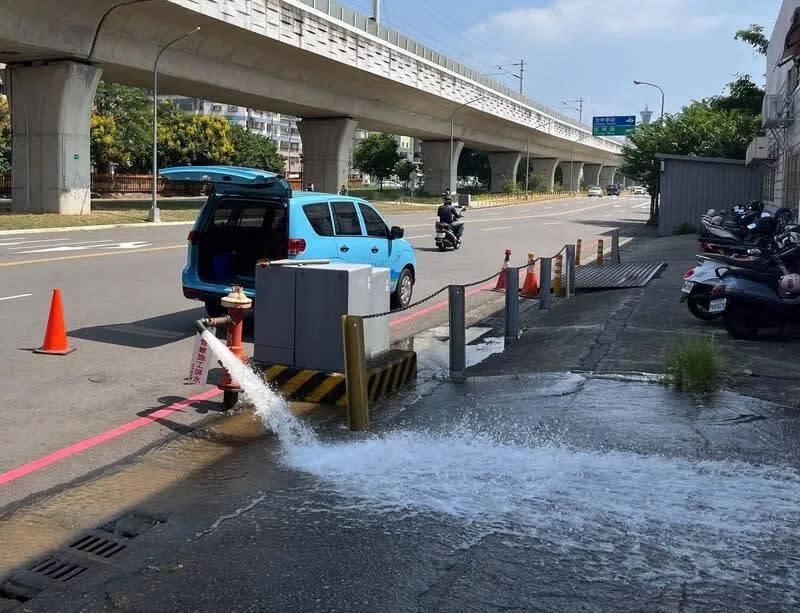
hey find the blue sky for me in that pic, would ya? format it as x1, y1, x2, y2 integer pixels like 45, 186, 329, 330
340, 0, 781, 122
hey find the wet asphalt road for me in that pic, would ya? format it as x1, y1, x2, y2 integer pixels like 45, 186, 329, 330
0, 195, 648, 509
23, 374, 800, 613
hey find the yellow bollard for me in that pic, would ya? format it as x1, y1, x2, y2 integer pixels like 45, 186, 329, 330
554, 254, 563, 297
597, 239, 604, 266
341, 314, 369, 431
576, 239, 582, 266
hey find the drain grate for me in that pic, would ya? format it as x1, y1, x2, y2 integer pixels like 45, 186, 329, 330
27, 557, 87, 583
69, 535, 126, 559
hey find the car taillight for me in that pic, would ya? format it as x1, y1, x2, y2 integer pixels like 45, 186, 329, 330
187, 230, 198, 245
683, 268, 695, 279
711, 284, 726, 296
288, 238, 306, 256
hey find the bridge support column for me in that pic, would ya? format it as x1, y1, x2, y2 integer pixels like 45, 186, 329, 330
559, 161, 584, 191
486, 151, 521, 193
599, 166, 617, 185
421, 139, 463, 194
582, 163, 602, 187
530, 158, 560, 192
297, 117, 357, 193
7, 61, 101, 214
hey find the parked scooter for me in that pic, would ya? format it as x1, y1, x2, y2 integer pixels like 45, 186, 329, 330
707, 231, 800, 338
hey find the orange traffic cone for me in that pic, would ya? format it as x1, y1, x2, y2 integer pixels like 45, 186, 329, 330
35, 289, 75, 355
494, 249, 512, 290
520, 253, 539, 298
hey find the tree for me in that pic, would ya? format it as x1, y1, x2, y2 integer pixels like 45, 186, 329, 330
457, 148, 490, 188
91, 114, 131, 171
352, 133, 401, 188
0, 96, 10, 173
395, 159, 416, 190
735, 24, 769, 56
229, 123, 285, 173
158, 108, 234, 168
93, 82, 152, 172
708, 74, 764, 115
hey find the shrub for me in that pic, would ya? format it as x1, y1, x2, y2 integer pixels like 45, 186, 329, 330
664, 336, 722, 393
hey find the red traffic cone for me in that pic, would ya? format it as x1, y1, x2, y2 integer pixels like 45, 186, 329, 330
494, 249, 512, 290
35, 289, 75, 355
520, 253, 539, 298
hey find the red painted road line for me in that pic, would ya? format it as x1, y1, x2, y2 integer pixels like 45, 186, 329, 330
390, 280, 498, 327
0, 388, 222, 486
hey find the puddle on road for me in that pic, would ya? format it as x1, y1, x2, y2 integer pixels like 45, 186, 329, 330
397, 325, 504, 375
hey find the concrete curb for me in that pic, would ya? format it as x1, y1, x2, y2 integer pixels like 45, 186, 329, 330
0, 220, 195, 236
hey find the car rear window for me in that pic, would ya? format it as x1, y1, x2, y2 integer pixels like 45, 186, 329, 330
209, 199, 286, 232
303, 203, 334, 237
332, 201, 363, 236
358, 203, 388, 237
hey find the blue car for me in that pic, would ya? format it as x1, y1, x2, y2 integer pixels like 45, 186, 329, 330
161, 166, 417, 316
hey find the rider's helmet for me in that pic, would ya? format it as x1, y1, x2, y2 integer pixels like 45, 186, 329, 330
780, 273, 800, 294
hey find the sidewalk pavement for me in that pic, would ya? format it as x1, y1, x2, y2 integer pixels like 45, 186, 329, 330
468, 229, 800, 408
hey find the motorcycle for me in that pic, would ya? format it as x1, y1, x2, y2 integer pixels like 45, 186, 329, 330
680, 250, 778, 320
435, 208, 465, 251
707, 232, 800, 339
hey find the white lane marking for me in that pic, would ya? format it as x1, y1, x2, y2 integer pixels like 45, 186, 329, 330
542, 206, 553, 209
543, 221, 562, 225
9, 239, 114, 251
0, 238, 70, 247
603, 214, 613, 217
405, 234, 430, 239
481, 226, 511, 231
0, 293, 32, 302
633, 203, 650, 209
99, 241, 152, 250
613, 205, 623, 208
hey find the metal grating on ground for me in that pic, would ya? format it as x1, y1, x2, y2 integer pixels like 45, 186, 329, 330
27, 557, 87, 583
69, 534, 126, 559
574, 262, 666, 290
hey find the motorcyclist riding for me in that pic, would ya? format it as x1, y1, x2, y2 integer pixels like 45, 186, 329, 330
437, 191, 464, 244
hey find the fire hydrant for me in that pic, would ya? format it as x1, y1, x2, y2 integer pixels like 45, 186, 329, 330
219, 286, 252, 410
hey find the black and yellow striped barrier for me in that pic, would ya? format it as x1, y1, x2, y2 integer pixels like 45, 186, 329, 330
256, 349, 417, 409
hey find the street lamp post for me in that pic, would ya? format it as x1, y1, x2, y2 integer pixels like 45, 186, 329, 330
150, 27, 201, 223
87, 0, 153, 60
633, 80, 664, 119
449, 95, 486, 194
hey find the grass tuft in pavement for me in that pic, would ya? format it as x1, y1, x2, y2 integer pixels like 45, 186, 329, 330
663, 336, 722, 393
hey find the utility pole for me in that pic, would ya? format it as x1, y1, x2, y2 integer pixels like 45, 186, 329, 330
562, 97, 584, 124
371, 0, 381, 23
518, 59, 524, 95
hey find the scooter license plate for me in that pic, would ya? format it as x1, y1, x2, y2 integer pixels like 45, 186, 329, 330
708, 298, 727, 313
681, 281, 694, 294
435, 232, 445, 238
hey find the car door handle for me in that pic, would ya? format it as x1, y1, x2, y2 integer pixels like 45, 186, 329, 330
340, 245, 349, 253
371, 247, 379, 253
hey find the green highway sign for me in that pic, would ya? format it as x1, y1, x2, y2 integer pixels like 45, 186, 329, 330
592, 115, 636, 136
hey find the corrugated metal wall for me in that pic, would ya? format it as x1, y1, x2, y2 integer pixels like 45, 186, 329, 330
658, 157, 764, 236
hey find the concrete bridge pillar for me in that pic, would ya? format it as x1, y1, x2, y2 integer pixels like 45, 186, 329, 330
486, 151, 521, 193
421, 139, 463, 194
7, 61, 101, 214
559, 161, 584, 191
530, 158, 560, 192
599, 166, 617, 185
297, 117, 357, 193
582, 163, 602, 187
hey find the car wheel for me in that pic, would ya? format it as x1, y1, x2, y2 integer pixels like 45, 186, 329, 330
204, 298, 226, 318
391, 267, 414, 309
687, 296, 721, 321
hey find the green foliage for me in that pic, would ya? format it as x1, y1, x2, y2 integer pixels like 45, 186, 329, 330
501, 176, 520, 194
664, 336, 721, 393
157, 106, 234, 168
91, 114, 131, 170
93, 82, 152, 172
708, 74, 764, 115
458, 148, 491, 187
395, 159, 416, 188
352, 133, 401, 188
228, 123, 285, 173
0, 96, 10, 173
735, 24, 768, 56
620, 101, 762, 195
